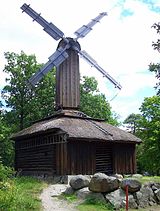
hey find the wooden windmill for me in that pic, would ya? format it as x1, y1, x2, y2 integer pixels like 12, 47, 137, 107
11, 4, 142, 178
21, 3, 122, 110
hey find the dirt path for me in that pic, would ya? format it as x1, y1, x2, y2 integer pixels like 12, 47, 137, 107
40, 184, 78, 211
40, 184, 160, 211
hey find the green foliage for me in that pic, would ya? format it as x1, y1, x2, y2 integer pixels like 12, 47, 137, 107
0, 114, 14, 166
124, 96, 160, 175
0, 162, 13, 181
137, 96, 160, 175
0, 176, 46, 211
149, 63, 160, 95
123, 113, 144, 134
149, 22, 160, 95
80, 76, 119, 125
1, 51, 56, 131
60, 193, 77, 202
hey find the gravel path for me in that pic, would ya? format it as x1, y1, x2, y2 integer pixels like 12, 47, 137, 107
40, 184, 78, 211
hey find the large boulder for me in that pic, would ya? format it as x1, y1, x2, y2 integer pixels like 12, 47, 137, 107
69, 175, 90, 190
89, 173, 119, 193
105, 189, 138, 210
121, 178, 141, 193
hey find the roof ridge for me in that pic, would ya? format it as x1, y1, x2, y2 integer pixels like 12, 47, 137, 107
85, 119, 113, 137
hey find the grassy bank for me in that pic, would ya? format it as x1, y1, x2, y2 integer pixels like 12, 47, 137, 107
137, 176, 160, 184
0, 176, 46, 211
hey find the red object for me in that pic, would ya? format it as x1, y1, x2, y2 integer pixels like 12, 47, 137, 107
126, 185, 129, 211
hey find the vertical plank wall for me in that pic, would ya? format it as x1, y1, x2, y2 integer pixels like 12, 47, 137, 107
67, 140, 96, 175
113, 143, 136, 174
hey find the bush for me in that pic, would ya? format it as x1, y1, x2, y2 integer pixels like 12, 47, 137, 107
0, 176, 46, 211
0, 161, 14, 181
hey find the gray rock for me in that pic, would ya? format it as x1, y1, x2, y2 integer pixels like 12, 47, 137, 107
152, 185, 158, 192
89, 173, 119, 193
121, 178, 141, 193
105, 189, 126, 209
151, 183, 160, 192
112, 173, 123, 182
135, 185, 156, 208
142, 185, 156, 203
69, 175, 90, 190
105, 189, 137, 209
75, 187, 90, 199
63, 186, 75, 195
136, 191, 148, 208
155, 189, 160, 202
88, 192, 106, 203
75, 187, 106, 204
128, 196, 138, 209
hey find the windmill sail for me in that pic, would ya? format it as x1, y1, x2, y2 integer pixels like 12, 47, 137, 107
21, 2, 121, 108
21, 3, 64, 40
74, 12, 107, 40
29, 47, 68, 86
79, 50, 122, 90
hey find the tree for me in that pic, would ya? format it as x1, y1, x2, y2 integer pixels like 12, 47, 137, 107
149, 22, 160, 95
1, 51, 56, 131
123, 96, 160, 174
123, 113, 143, 134
0, 112, 14, 166
134, 96, 160, 175
80, 76, 119, 125
138, 96, 160, 175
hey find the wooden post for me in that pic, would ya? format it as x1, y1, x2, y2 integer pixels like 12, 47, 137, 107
126, 185, 129, 211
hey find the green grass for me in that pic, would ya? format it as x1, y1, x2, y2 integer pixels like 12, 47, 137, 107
77, 204, 113, 211
0, 176, 47, 211
59, 193, 78, 203
137, 176, 160, 184
77, 196, 114, 211
64, 194, 78, 202
61, 192, 114, 211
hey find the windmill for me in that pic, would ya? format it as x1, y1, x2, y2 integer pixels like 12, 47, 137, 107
21, 3, 122, 110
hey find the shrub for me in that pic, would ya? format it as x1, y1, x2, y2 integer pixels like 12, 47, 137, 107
0, 161, 14, 181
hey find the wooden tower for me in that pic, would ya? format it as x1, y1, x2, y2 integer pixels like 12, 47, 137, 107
56, 38, 81, 109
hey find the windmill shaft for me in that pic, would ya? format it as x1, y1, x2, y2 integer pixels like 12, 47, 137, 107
21, 3, 64, 40
56, 39, 80, 109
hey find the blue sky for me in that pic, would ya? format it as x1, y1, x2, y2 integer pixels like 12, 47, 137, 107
0, 0, 159, 122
